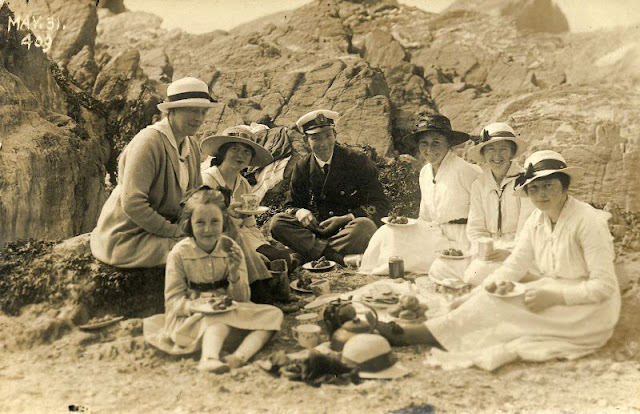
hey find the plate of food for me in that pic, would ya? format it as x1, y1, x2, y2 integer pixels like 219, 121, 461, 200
190, 296, 238, 314
484, 281, 525, 298
235, 206, 269, 215
290, 275, 314, 293
429, 275, 468, 289
359, 285, 401, 308
78, 315, 124, 331
435, 248, 470, 260
381, 215, 418, 227
387, 294, 429, 324
302, 256, 336, 271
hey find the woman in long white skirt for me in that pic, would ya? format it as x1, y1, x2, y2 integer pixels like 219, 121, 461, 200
359, 114, 481, 275
373, 150, 620, 371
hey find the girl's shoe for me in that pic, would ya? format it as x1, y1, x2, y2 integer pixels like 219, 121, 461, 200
197, 358, 230, 374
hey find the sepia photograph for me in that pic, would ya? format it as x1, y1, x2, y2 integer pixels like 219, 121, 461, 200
0, 0, 639, 412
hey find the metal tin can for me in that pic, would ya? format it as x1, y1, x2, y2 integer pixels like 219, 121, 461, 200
478, 238, 494, 260
388, 256, 405, 279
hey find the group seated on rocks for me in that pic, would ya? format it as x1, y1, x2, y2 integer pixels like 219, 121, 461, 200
87, 77, 621, 375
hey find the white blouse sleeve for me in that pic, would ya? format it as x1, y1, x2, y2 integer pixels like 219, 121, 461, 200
466, 180, 490, 243
561, 214, 617, 305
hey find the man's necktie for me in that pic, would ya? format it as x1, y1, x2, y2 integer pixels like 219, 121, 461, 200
323, 164, 330, 176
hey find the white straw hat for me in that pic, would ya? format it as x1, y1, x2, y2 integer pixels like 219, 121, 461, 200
514, 150, 584, 194
157, 77, 217, 112
467, 122, 527, 164
341, 334, 410, 379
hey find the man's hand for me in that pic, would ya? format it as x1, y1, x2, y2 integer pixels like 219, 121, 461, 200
228, 201, 246, 219
486, 248, 511, 262
523, 288, 564, 312
319, 215, 352, 235
295, 208, 319, 228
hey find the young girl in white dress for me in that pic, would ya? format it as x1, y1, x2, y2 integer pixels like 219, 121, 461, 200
143, 188, 283, 373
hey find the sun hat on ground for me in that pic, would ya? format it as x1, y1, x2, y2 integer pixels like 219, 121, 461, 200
157, 77, 217, 112
200, 125, 273, 168
295, 109, 339, 135
514, 150, 584, 194
467, 122, 528, 164
402, 114, 470, 148
341, 334, 410, 379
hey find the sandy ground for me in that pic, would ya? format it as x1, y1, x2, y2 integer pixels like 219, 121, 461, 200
1, 255, 639, 414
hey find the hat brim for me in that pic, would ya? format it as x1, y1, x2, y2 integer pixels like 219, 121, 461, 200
200, 135, 274, 168
467, 136, 528, 164
515, 167, 584, 196
157, 98, 217, 112
402, 129, 470, 148
358, 362, 411, 379
304, 125, 335, 135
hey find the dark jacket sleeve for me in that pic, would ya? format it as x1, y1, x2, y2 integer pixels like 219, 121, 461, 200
283, 157, 311, 214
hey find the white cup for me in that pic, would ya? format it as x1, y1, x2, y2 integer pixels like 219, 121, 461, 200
241, 194, 260, 211
478, 238, 494, 260
293, 324, 322, 348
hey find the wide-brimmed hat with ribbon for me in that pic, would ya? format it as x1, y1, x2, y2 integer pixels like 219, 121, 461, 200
200, 125, 273, 168
467, 122, 528, 164
295, 109, 339, 135
514, 150, 584, 194
341, 334, 410, 379
157, 77, 217, 112
402, 114, 470, 148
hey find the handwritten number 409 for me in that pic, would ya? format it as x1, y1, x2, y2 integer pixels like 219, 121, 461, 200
21, 32, 53, 53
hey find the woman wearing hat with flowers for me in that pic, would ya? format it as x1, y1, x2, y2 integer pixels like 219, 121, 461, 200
90, 77, 216, 268
359, 114, 482, 275
462, 122, 535, 285
375, 150, 620, 371
200, 126, 297, 301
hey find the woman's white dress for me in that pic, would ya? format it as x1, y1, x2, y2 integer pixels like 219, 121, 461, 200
426, 197, 620, 371
463, 162, 535, 285
359, 152, 481, 275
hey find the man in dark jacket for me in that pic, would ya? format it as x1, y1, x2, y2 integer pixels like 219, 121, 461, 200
270, 110, 389, 266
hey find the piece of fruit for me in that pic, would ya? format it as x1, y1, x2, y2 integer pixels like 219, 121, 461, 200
485, 282, 497, 293
387, 304, 403, 317
400, 294, 420, 311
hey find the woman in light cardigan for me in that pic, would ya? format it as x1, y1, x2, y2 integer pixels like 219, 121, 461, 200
90, 77, 215, 268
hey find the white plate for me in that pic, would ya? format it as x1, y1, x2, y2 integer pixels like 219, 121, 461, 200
485, 282, 525, 298
290, 279, 314, 293
429, 275, 468, 289
190, 298, 238, 314
435, 250, 470, 260
381, 217, 418, 227
78, 316, 124, 331
302, 261, 336, 271
235, 206, 269, 215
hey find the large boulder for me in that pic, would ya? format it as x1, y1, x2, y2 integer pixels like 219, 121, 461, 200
0, 5, 109, 247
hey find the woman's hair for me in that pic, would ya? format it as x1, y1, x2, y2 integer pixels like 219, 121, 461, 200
479, 141, 517, 158
210, 142, 256, 166
179, 188, 230, 237
417, 131, 449, 146
525, 172, 571, 193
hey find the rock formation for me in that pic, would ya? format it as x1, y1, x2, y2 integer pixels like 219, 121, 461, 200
1, 0, 639, 247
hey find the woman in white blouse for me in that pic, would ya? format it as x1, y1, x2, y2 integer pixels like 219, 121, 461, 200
463, 123, 535, 286
374, 150, 621, 371
359, 115, 481, 275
